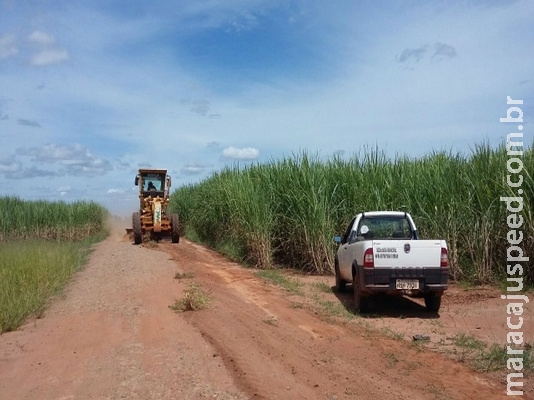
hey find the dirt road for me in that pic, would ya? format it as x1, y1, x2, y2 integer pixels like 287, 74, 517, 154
0, 227, 530, 399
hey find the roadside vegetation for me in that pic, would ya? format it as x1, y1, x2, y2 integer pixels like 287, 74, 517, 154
255, 270, 305, 296
171, 283, 211, 312
170, 143, 533, 287
451, 332, 532, 374
0, 196, 106, 241
0, 197, 108, 333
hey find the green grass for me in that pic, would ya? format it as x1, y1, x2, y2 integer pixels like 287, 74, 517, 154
0, 197, 108, 333
0, 236, 104, 332
451, 333, 533, 373
254, 270, 305, 296
174, 271, 195, 280
171, 283, 211, 312
0, 197, 107, 241
381, 327, 405, 341
311, 295, 354, 320
452, 332, 487, 351
311, 281, 333, 293
170, 143, 534, 287
262, 316, 278, 326
382, 351, 400, 368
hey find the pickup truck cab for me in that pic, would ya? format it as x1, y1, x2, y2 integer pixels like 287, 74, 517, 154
334, 211, 449, 313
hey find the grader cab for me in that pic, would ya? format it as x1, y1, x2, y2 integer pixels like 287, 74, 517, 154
130, 169, 179, 244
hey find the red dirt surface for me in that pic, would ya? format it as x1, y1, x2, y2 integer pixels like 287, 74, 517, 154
0, 225, 531, 399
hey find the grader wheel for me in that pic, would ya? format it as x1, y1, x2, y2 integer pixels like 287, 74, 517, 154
132, 212, 142, 245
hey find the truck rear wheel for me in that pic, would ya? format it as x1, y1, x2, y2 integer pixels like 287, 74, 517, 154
352, 270, 367, 313
424, 292, 441, 312
171, 214, 180, 243
132, 212, 142, 245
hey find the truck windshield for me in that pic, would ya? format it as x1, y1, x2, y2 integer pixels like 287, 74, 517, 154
358, 216, 412, 240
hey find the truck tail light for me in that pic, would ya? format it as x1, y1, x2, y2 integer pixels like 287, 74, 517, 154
363, 248, 374, 268
440, 247, 449, 268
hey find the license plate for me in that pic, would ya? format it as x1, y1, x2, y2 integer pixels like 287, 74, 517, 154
396, 279, 419, 290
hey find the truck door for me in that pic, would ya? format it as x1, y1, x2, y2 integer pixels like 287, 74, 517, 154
338, 217, 357, 276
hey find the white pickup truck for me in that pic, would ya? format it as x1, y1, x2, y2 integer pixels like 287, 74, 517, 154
334, 211, 449, 313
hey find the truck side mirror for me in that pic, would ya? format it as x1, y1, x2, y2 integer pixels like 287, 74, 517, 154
134, 175, 139, 186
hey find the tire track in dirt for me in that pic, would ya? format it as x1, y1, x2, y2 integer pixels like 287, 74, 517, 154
0, 229, 246, 400
161, 240, 515, 400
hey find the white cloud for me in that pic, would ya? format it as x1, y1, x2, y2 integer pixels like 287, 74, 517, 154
18, 144, 83, 163
0, 34, 17, 59
107, 188, 125, 194
27, 31, 69, 66
4, 166, 61, 179
15, 144, 112, 176
28, 31, 56, 46
222, 146, 259, 160
31, 49, 70, 66
58, 186, 71, 196
181, 162, 211, 175
115, 159, 131, 170
226, 10, 259, 33
0, 156, 21, 173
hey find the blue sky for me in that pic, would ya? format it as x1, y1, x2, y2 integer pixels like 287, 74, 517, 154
0, 0, 532, 216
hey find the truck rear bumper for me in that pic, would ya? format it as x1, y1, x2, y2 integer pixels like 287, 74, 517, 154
359, 266, 449, 295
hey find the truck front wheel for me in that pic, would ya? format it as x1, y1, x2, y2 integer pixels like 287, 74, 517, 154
335, 262, 346, 292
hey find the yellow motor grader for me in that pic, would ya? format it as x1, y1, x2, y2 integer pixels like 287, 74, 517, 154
129, 168, 179, 244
